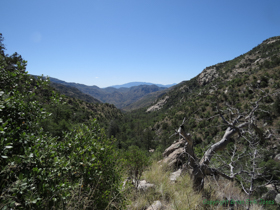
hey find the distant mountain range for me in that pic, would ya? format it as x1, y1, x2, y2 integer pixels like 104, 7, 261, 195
109, 82, 176, 89
31, 75, 177, 110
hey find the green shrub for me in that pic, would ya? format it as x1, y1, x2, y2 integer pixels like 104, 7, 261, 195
0, 43, 124, 209
123, 146, 150, 189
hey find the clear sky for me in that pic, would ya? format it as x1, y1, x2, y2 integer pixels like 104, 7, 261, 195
1, 0, 280, 88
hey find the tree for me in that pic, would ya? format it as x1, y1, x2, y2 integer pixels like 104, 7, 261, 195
0, 33, 5, 55
172, 94, 277, 198
143, 129, 154, 151
108, 119, 120, 138
123, 145, 150, 190
215, 126, 275, 210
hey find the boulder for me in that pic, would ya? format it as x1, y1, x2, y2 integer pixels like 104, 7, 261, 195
137, 180, 155, 191
161, 137, 186, 169
170, 169, 182, 183
162, 147, 184, 168
275, 194, 280, 204
146, 200, 162, 210
274, 154, 280, 162
149, 149, 155, 153
266, 184, 274, 191
197, 67, 219, 86
162, 138, 185, 157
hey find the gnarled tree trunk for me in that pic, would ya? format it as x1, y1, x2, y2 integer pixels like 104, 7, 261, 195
174, 96, 266, 192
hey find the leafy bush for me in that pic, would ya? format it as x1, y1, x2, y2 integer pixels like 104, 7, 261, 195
60, 120, 124, 209
123, 145, 150, 189
0, 37, 124, 209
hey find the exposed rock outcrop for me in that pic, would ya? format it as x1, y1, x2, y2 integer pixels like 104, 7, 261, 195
197, 67, 219, 86
162, 139, 185, 157
170, 169, 182, 183
146, 96, 169, 112
162, 138, 186, 169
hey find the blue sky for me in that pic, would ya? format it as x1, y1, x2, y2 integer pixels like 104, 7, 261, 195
1, 0, 280, 88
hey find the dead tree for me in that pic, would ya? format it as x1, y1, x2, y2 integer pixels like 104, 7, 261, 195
172, 95, 274, 192
238, 127, 276, 210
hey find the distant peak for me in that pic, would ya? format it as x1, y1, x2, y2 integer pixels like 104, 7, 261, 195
108, 82, 177, 89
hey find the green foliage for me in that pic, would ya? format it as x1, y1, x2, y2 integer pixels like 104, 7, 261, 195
0, 36, 124, 209
123, 146, 150, 188
273, 95, 280, 116
0, 33, 5, 55
262, 159, 280, 182
108, 119, 120, 138
60, 121, 124, 209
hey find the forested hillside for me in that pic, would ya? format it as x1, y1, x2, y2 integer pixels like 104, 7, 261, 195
114, 36, 280, 152
0, 34, 127, 209
36, 77, 102, 104
46, 76, 169, 109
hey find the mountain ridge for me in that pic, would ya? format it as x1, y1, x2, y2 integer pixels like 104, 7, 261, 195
146, 35, 280, 113
34, 75, 172, 109
108, 82, 177, 89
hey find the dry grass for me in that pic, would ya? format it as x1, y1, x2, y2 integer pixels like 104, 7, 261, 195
203, 176, 265, 210
125, 161, 202, 210
124, 160, 267, 210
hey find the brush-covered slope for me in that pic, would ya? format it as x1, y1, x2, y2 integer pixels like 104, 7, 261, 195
115, 36, 280, 156
122, 85, 177, 111
147, 36, 280, 114
31, 75, 101, 104
121, 36, 280, 209
27, 75, 122, 138
148, 36, 280, 145
50, 83, 102, 104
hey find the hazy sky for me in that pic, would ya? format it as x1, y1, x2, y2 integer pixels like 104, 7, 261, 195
2, 0, 280, 88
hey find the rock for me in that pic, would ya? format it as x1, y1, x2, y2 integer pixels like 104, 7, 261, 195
170, 169, 182, 182
261, 190, 277, 201
162, 147, 184, 167
122, 179, 155, 191
137, 180, 155, 191
266, 184, 274, 191
146, 200, 162, 210
146, 96, 169, 112
197, 67, 219, 86
274, 154, 280, 162
162, 138, 185, 157
275, 194, 280, 204
224, 88, 228, 94
161, 138, 186, 169
266, 39, 280, 45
